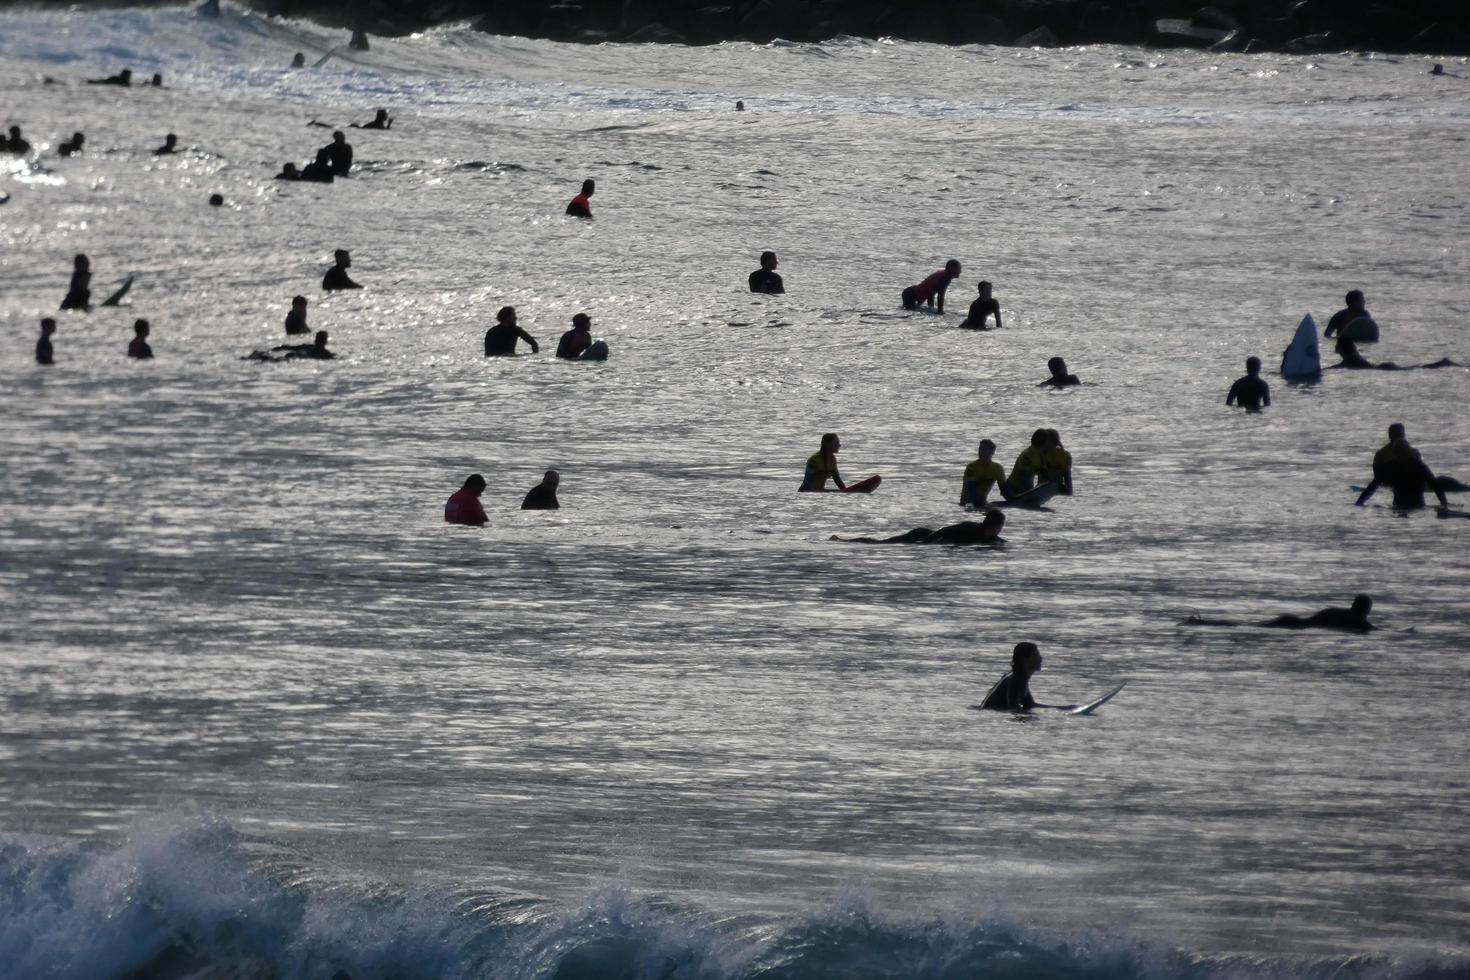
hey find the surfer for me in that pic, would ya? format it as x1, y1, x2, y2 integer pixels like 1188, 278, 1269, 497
88, 69, 132, 87
1041, 429, 1073, 494
901, 259, 961, 313
291, 52, 307, 69
127, 319, 153, 359
555, 314, 592, 359
959, 281, 1001, 329
275, 162, 301, 181
1355, 423, 1451, 510
1000, 429, 1048, 498
325, 131, 353, 175
960, 439, 1006, 509
566, 178, 595, 218
322, 250, 361, 291
484, 307, 539, 356
1260, 594, 1375, 632
979, 642, 1049, 712
1323, 289, 1371, 340
36, 319, 56, 365
833, 511, 1006, 546
60, 254, 91, 311
748, 251, 784, 294
57, 132, 85, 157
800, 433, 847, 492
301, 148, 336, 183
5, 125, 31, 155
149, 73, 163, 88
1039, 356, 1080, 388
521, 470, 561, 510
154, 133, 178, 155
285, 296, 310, 335
1225, 356, 1271, 409
352, 109, 392, 130
1328, 338, 1455, 371
445, 474, 488, 526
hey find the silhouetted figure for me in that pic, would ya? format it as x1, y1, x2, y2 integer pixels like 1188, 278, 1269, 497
1226, 356, 1271, 410
1260, 594, 1375, 632
198, 0, 221, 17
57, 132, 85, 157
961, 438, 1006, 509
1039, 356, 1080, 388
325, 131, 353, 175
88, 69, 132, 87
1431, 63, 1444, 76
979, 642, 1049, 711
149, 74, 163, 88
127, 319, 153, 359
735, 100, 745, 111
60, 254, 91, 310
521, 470, 561, 510
902, 259, 960, 312
322, 250, 360, 291
801, 433, 846, 492
275, 162, 301, 181
555, 313, 592, 359
5, 125, 31, 155
349, 30, 370, 51
834, 510, 1006, 546
278, 330, 334, 360
1040, 428, 1073, 495
445, 474, 488, 526
291, 52, 307, 69
484, 306, 539, 356
154, 133, 178, 155
1356, 423, 1450, 510
285, 295, 310, 335
565, 178, 594, 218
1000, 429, 1048, 498
300, 148, 335, 183
959, 280, 1001, 329
208, 193, 224, 206
36, 318, 56, 365
1324, 289, 1371, 341
352, 109, 392, 130
748, 250, 784, 294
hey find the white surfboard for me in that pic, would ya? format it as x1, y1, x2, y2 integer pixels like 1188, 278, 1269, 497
1068, 681, 1126, 715
1281, 314, 1321, 378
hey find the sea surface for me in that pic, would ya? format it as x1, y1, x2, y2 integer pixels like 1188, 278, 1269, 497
1, 5, 1468, 978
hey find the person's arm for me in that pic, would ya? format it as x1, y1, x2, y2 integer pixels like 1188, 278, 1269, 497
1059, 468, 1073, 495
1355, 478, 1380, 506
991, 307, 1002, 329
1261, 383, 1270, 407
832, 467, 847, 491
1225, 379, 1238, 405
935, 286, 945, 313
961, 479, 975, 508
520, 329, 539, 353
1423, 462, 1450, 509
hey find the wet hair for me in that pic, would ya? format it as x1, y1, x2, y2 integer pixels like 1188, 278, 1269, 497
464, 473, 486, 490
334, 249, 350, 263
977, 280, 991, 293
1388, 422, 1405, 440
333, 130, 345, 141
978, 438, 995, 454
760, 250, 777, 266
1246, 356, 1261, 372
1011, 641, 1040, 670
572, 313, 590, 329
543, 469, 560, 485
74, 254, 89, 268
944, 259, 961, 273
208, 193, 224, 206
820, 432, 839, 453
1346, 289, 1364, 306
1351, 594, 1372, 615
40, 317, 56, 331
1030, 429, 1048, 447
581, 178, 595, 195
1048, 356, 1067, 375
496, 306, 516, 323
133, 318, 149, 334
292, 295, 307, 307
1045, 428, 1061, 445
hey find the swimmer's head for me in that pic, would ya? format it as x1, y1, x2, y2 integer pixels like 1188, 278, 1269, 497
133, 318, 149, 337
572, 313, 591, 330
736, 100, 745, 110
40, 317, 56, 335
334, 249, 351, 266
291, 52, 306, 68
1030, 428, 1048, 447
208, 193, 224, 206
581, 178, 595, 197
292, 295, 307, 310
1346, 289, 1365, 308
333, 130, 346, 144
314, 330, 329, 348
8, 125, 19, 139
1011, 641, 1042, 674
74, 254, 89, 270
1388, 422, 1406, 441
760, 250, 777, 269
119, 69, 133, 83
1047, 356, 1068, 377
164, 133, 177, 146
543, 469, 560, 488
977, 280, 991, 296
1351, 594, 1372, 616
1246, 355, 1261, 374
464, 473, 486, 494
497, 306, 516, 324
944, 259, 961, 275
820, 432, 840, 454
977, 438, 995, 460
981, 510, 1005, 530
150, 73, 161, 86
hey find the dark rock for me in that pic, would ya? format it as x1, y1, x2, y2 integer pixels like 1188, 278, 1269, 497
736, 0, 812, 42
625, 20, 687, 42
1193, 6, 1241, 31
537, 3, 587, 40
1283, 30, 1339, 52
685, 5, 740, 43
1014, 25, 1060, 46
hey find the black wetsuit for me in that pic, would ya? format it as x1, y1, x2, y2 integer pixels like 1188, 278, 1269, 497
842, 521, 1000, 546
327, 142, 353, 175
521, 485, 559, 510
748, 269, 784, 294
1374, 448, 1438, 509
1041, 374, 1080, 388
1261, 608, 1373, 632
1325, 306, 1370, 337
1226, 374, 1270, 409
979, 672, 1035, 711
322, 266, 359, 291
57, 137, 83, 157
6, 136, 32, 155
485, 323, 538, 356
36, 336, 53, 365
60, 272, 90, 311
300, 161, 335, 183
555, 329, 590, 359
285, 310, 309, 335
262, 342, 335, 360
962, 297, 1000, 329
127, 338, 153, 359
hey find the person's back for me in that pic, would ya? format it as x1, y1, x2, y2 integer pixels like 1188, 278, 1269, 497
302, 149, 335, 183
285, 297, 309, 335
566, 178, 594, 218
1005, 432, 1048, 494
58, 132, 84, 157
961, 439, 1005, 508
322, 250, 360, 291
1226, 357, 1270, 409
6, 126, 31, 155
60, 254, 91, 310
1040, 356, 1080, 387
128, 319, 153, 359
1262, 594, 1374, 632
1373, 437, 1433, 508
1041, 442, 1072, 489
36, 319, 55, 365
521, 470, 561, 510
555, 314, 592, 359
903, 259, 961, 311
801, 434, 843, 492
484, 307, 538, 356
326, 132, 353, 175
979, 642, 1044, 712
749, 251, 784, 294
1325, 289, 1370, 338
445, 474, 488, 526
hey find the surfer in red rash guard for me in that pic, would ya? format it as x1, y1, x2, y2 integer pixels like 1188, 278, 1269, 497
445, 474, 488, 526
565, 178, 594, 218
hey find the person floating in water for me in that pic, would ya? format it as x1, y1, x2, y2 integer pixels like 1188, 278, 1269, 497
979, 641, 1049, 711
748, 251, 784, 294
445, 474, 488, 526
352, 109, 392, 130
1355, 423, 1451, 510
1039, 356, 1080, 388
88, 69, 132, 87
36, 318, 56, 365
301, 148, 336, 183
833, 510, 1006, 546
1323, 289, 1371, 341
902, 259, 960, 312
522, 470, 561, 510
959, 280, 1001, 329
1225, 356, 1271, 410
1040, 428, 1073, 495
322, 250, 361, 291
484, 306, 539, 356
291, 52, 307, 69
800, 433, 847, 492
5, 125, 31, 155
154, 133, 178, 155
275, 162, 301, 181
60, 254, 91, 310
566, 178, 594, 218
285, 295, 310, 335
325, 131, 353, 175
555, 313, 592, 359
127, 319, 153, 359
961, 439, 1006, 509
57, 132, 85, 157
1260, 594, 1375, 632
1328, 337, 1455, 371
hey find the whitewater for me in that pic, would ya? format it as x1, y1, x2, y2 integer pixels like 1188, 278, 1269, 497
2, 4, 1468, 977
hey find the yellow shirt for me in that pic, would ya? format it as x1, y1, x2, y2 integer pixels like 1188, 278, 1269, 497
961, 459, 1005, 505
1012, 446, 1045, 478
1041, 447, 1072, 483
803, 452, 840, 491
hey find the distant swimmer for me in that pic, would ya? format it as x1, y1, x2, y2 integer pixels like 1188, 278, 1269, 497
275, 162, 301, 181
555, 313, 592, 359
325, 131, 353, 175
565, 178, 595, 218
833, 511, 1006, 546
127, 319, 153, 359
959, 280, 1002, 329
301, 148, 336, 183
800, 433, 847, 492
5, 125, 31, 155
322, 250, 361, 291
1355, 423, 1451, 511
154, 133, 178, 155
1225, 356, 1271, 409
87, 69, 132, 87
1040, 429, 1073, 495
736, 100, 745, 110
748, 251, 784, 294
1328, 337, 1457, 371
1038, 356, 1080, 388
352, 109, 392, 130
902, 259, 960, 313
445, 474, 488, 526
276, 330, 335, 360
291, 52, 307, 69
35, 318, 56, 365
57, 132, 85, 157
978, 641, 1049, 712
1431, 63, 1445, 75
521, 470, 561, 510
484, 306, 539, 356
208, 193, 224, 207
1260, 594, 1375, 632
285, 295, 310, 335
349, 29, 371, 52
1323, 289, 1371, 341
960, 438, 1006, 509
59, 253, 91, 311
149, 74, 164, 88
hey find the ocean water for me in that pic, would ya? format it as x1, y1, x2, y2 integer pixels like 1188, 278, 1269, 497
2, 4, 1469, 977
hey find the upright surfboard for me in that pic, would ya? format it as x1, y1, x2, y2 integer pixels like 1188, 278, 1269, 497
1068, 681, 1126, 715
100, 275, 134, 307
1281, 314, 1321, 378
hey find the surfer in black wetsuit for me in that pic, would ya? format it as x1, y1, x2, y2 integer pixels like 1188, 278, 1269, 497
60, 254, 91, 311
88, 69, 132, 87
57, 132, 85, 157
291, 52, 307, 68
521, 470, 560, 510
979, 642, 1047, 711
1260, 594, 1375, 632
484, 306, 539, 356
154, 133, 178, 155
285, 295, 310, 335
832, 510, 1006, 546
36, 318, 56, 365
1324, 289, 1371, 341
322, 250, 361, 291
959, 281, 1002, 329
352, 109, 392, 130
1356, 423, 1452, 510
275, 162, 301, 181
748, 251, 784, 294
555, 314, 592, 359
127, 319, 153, 359
1039, 356, 1080, 388
1327, 338, 1456, 371
566, 178, 594, 218
325, 131, 353, 175
5, 125, 31, 155
301, 148, 335, 183
1225, 356, 1271, 409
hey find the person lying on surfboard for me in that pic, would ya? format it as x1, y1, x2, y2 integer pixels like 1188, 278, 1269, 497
961, 439, 1006, 508
800, 433, 846, 491
832, 510, 1005, 546
1260, 594, 1375, 632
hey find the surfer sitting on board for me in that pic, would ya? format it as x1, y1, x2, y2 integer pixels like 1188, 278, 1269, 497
1040, 429, 1073, 494
127, 319, 153, 359
322, 250, 361, 291
5, 125, 32, 155
36, 318, 56, 365
1323, 289, 1371, 341
1038, 357, 1080, 388
748, 251, 784, 294
961, 439, 1006, 509
59, 254, 91, 311
800, 433, 847, 492
352, 109, 392, 130
1225, 356, 1270, 410
832, 510, 1005, 546
484, 307, 539, 356
1355, 423, 1451, 511
285, 296, 310, 335
556, 314, 592, 359
979, 642, 1049, 711
1260, 594, 1375, 632
999, 429, 1048, 500
959, 281, 1001, 329
445, 474, 488, 526
901, 259, 960, 313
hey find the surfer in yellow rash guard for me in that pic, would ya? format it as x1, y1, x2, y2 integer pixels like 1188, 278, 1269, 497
800, 433, 846, 492
1040, 429, 1073, 495
999, 429, 1048, 500
961, 439, 1006, 509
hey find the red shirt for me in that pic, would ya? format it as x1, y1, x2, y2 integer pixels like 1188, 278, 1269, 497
911, 268, 954, 302
445, 488, 487, 526
566, 193, 591, 217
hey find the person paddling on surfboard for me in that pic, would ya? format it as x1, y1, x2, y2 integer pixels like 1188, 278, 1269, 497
1260, 594, 1375, 632
832, 510, 1005, 545
1225, 356, 1270, 410
961, 439, 1006, 509
1355, 423, 1451, 511
901, 259, 960, 313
